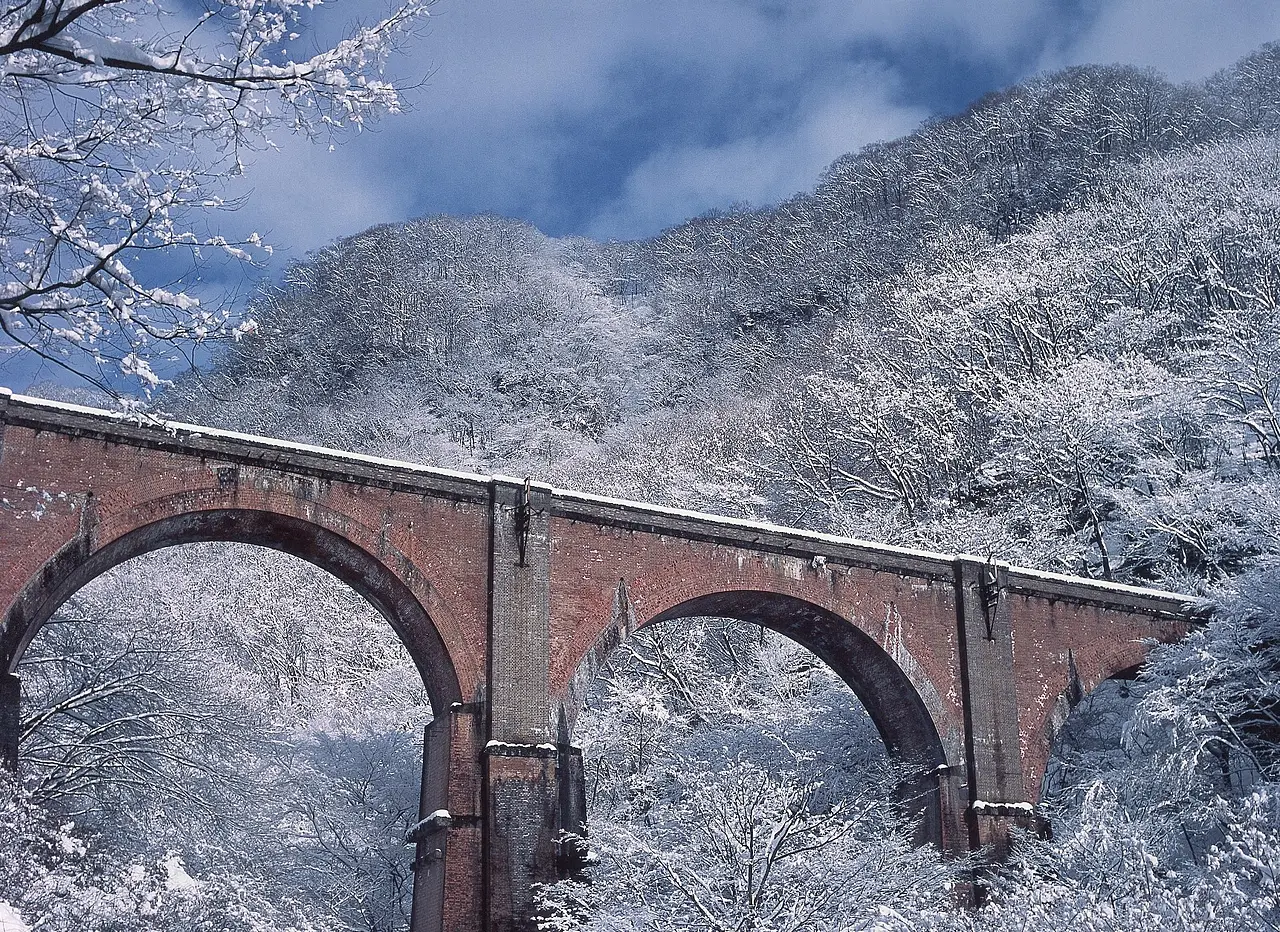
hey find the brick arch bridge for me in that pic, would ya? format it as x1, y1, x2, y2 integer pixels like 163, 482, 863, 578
0, 390, 1192, 932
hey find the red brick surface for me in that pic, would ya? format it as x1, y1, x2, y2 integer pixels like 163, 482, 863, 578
0, 423, 494, 930
547, 517, 968, 755
1009, 594, 1189, 798
0, 410, 1197, 929
0, 427, 491, 697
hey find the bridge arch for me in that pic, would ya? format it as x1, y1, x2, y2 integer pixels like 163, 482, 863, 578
1, 506, 462, 932
560, 588, 958, 849
3, 507, 462, 707
1038, 657, 1153, 806
1029, 631, 1179, 809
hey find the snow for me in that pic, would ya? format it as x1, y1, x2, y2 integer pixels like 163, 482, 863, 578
44, 34, 177, 70
163, 854, 198, 891
1002, 562, 1196, 605
408, 809, 453, 837
57, 822, 86, 856
485, 740, 559, 751
0, 903, 28, 932
0, 391, 1194, 608
971, 800, 1036, 815
422, 809, 453, 825
553, 483, 950, 564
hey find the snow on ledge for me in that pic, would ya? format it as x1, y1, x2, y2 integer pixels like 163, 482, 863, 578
486, 740, 558, 751
1002, 562, 1199, 605
552, 485, 948, 563
971, 800, 1036, 816
410, 809, 453, 833
0, 390, 1198, 605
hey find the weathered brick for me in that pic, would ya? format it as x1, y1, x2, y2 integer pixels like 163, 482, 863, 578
0, 392, 1193, 928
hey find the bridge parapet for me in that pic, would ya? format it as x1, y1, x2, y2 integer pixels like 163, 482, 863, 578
0, 387, 491, 502
0, 387, 1203, 619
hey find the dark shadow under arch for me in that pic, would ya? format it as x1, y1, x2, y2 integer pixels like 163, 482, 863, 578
1107, 663, 1144, 682
1040, 660, 1148, 806
571, 590, 950, 847
2, 508, 460, 932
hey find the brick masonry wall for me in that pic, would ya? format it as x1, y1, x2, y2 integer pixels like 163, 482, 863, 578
0, 420, 495, 932
545, 516, 969, 762
546, 515, 1193, 808
1009, 595, 1190, 799
0, 424, 492, 697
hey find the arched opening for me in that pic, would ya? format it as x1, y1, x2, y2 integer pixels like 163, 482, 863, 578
1041, 664, 1145, 809
1, 510, 461, 932
547, 591, 958, 929
1041, 656, 1269, 865
648, 592, 950, 842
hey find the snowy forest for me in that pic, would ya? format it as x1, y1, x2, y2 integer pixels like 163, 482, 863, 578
4, 33, 1280, 932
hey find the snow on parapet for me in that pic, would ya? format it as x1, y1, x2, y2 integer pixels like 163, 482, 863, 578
2, 390, 490, 488
0, 390, 1199, 607
551, 488, 1190, 605
1003, 562, 1200, 606
485, 740, 559, 751
553, 486, 1193, 602
552, 485, 947, 564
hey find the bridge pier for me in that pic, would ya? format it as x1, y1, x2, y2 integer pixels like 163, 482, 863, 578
556, 743, 588, 873
484, 743, 559, 930
954, 558, 1035, 859
408, 716, 455, 932
484, 477, 563, 931
0, 673, 17, 773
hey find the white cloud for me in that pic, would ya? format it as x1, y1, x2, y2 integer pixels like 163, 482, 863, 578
1037, 0, 1280, 81
208, 0, 1280, 265
223, 0, 964, 252
586, 72, 928, 239
229, 141, 403, 253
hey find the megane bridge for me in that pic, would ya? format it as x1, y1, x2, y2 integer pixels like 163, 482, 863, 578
0, 389, 1192, 931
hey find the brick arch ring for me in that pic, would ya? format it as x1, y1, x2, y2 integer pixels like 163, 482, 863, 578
0, 504, 463, 932
1035, 640, 1161, 806
1, 506, 463, 705
557, 589, 960, 850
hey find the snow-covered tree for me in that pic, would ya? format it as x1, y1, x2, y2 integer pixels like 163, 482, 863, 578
17, 544, 430, 932
0, 0, 428, 393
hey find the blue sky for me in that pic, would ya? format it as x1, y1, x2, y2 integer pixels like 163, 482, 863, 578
5, 0, 1280, 393
225, 0, 1280, 260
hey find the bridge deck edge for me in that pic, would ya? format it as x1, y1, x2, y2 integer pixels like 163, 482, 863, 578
0, 389, 492, 502
0, 389, 1197, 618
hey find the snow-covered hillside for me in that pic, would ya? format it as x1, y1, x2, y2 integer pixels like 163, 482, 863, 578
6, 43, 1280, 932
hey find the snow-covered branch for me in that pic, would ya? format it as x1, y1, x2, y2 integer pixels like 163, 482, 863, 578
0, 0, 430, 394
